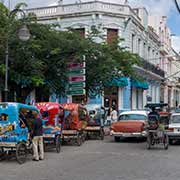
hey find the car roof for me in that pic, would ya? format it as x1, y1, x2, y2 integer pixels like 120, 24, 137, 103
120, 111, 148, 116
171, 113, 180, 116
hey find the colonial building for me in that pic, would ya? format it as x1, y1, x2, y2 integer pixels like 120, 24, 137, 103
149, 15, 180, 108
27, 0, 179, 110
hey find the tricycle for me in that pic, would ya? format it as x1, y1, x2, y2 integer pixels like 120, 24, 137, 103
85, 104, 106, 140
61, 103, 88, 146
145, 103, 169, 150
0, 102, 39, 164
35, 102, 62, 153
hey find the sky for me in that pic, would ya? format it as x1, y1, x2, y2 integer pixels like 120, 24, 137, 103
9, 0, 180, 52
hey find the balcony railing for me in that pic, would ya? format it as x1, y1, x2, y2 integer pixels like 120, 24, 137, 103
140, 58, 165, 78
26, 1, 141, 23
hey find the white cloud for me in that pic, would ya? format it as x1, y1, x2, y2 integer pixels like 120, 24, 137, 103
172, 36, 180, 53
129, 0, 174, 16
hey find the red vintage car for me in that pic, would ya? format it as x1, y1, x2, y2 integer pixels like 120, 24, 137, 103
110, 111, 148, 142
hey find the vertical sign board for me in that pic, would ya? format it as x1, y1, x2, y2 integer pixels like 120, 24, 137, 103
66, 61, 86, 96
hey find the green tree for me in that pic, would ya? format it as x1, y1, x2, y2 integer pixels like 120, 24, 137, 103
0, 3, 140, 102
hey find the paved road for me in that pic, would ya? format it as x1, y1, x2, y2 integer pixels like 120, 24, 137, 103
1, 137, 180, 180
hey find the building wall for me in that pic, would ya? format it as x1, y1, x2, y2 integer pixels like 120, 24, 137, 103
27, 1, 166, 108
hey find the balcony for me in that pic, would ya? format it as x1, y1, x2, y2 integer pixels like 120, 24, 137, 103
140, 58, 165, 78
26, 1, 140, 22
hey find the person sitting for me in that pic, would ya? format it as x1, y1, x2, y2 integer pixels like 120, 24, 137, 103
148, 107, 160, 130
1, 113, 8, 121
64, 113, 72, 130
19, 112, 27, 128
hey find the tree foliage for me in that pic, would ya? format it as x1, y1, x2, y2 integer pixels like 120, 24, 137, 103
0, 3, 140, 102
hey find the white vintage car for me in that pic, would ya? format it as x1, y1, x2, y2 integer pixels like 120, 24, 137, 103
168, 113, 180, 143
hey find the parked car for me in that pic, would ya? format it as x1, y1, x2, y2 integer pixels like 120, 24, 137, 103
110, 111, 148, 142
168, 113, 180, 144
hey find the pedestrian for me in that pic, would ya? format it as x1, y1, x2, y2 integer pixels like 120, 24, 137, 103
110, 106, 118, 123
32, 112, 44, 161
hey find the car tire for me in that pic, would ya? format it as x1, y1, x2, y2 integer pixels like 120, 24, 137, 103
169, 139, 173, 145
114, 137, 120, 142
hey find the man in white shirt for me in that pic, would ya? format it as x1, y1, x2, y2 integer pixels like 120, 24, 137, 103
110, 107, 118, 123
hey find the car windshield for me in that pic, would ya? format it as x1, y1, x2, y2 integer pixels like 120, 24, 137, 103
118, 114, 147, 121
171, 115, 180, 123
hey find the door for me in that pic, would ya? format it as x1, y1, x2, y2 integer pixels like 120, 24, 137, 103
104, 87, 118, 116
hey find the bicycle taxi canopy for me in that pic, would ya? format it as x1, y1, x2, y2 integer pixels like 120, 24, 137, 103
0, 102, 39, 147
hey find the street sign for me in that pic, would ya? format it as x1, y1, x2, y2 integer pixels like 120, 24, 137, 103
67, 69, 85, 76
68, 82, 86, 89
66, 89, 86, 95
69, 76, 85, 82
67, 62, 85, 69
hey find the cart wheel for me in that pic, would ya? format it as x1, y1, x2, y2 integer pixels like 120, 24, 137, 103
16, 142, 27, 164
77, 135, 82, 146
81, 134, 86, 143
164, 134, 169, 150
86, 132, 90, 140
146, 135, 151, 150
0, 148, 5, 161
43, 141, 47, 152
100, 128, 104, 140
56, 135, 61, 153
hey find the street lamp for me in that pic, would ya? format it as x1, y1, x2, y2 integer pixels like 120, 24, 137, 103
4, 8, 30, 102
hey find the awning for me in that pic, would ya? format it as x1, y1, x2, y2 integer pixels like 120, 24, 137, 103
131, 79, 149, 90
107, 77, 128, 87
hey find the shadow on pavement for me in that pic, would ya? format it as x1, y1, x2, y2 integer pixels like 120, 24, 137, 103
105, 136, 146, 144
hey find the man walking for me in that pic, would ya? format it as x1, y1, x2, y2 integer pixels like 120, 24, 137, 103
32, 112, 44, 161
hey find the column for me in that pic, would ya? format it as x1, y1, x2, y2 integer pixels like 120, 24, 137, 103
138, 89, 143, 109
123, 78, 131, 109
118, 87, 123, 110
131, 87, 137, 109
164, 85, 168, 104
143, 90, 147, 107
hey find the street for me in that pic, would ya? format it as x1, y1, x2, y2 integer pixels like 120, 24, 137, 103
1, 137, 180, 180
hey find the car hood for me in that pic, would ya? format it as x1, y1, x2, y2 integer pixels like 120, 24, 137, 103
111, 120, 146, 133
169, 123, 180, 128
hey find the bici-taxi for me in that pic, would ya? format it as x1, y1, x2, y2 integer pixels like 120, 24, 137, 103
35, 102, 62, 153
85, 104, 106, 140
61, 103, 88, 146
0, 102, 39, 164
145, 103, 169, 150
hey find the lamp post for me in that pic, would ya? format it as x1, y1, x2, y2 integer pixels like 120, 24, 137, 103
4, 8, 30, 102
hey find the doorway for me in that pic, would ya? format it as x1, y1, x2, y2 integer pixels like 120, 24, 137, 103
104, 87, 118, 115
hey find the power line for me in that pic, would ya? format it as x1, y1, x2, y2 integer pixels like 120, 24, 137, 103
174, 0, 180, 13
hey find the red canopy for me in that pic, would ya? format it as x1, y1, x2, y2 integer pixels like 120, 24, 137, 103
35, 102, 62, 126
